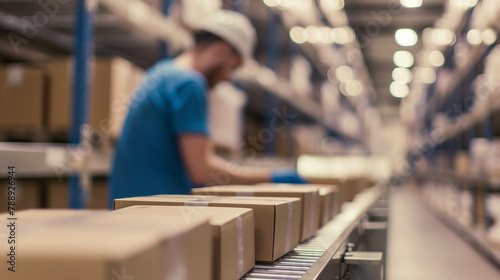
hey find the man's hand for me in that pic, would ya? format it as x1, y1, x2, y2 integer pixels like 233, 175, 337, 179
178, 134, 271, 186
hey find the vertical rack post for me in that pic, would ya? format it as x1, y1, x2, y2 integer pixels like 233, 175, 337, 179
287, 39, 299, 158
69, 0, 95, 209
264, 10, 279, 155
159, 0, 174, 59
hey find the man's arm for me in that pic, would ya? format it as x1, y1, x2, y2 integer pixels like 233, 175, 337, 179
178, 133, 271, 186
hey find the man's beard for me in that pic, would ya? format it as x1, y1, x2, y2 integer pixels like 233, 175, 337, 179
204, 63, 226, 89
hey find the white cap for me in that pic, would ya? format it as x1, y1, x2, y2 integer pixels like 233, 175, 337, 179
198, 10, 256, 62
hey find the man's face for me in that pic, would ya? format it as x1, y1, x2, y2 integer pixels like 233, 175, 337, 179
205, 43, 242, 88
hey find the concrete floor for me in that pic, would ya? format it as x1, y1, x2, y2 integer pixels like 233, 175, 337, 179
386, 188, 500, 280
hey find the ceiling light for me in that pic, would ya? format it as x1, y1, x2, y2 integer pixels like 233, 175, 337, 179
345, 80, 362, 96
332, 27, 355, 44
278, 0, 295, 9
390, 81, 409, 98
320, 0, 344, 11
327, 67, 336, 83
395, 28, 418, 47
482, 29, 497, 45
290, 26, 307, 44
393, 51, 414, 68
431, 28, 455, 45
306, 26, 321, 44
319, 26, 334, 44
400, 0, 422, 8
466, 29, 482, 45
416, 67, 436, 84
392, 67, 413, 83
451, 0, 478, 9
335, 66, 354, 82
340, 80, 363, 96
428, 50, 445, 67
263, 0, 279, 7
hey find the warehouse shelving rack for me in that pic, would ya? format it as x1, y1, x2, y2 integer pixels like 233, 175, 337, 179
0, 0, 379, 207
402, 0, 500, 271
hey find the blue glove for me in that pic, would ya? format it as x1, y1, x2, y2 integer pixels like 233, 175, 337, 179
270, 169, 308, 184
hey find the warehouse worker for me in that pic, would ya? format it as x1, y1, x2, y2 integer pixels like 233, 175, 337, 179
109, 10, 306, 205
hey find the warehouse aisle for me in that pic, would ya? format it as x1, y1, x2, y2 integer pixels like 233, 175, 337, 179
386, 188, 500, 280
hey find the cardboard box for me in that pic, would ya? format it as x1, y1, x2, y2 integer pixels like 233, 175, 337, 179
0, 208, 211, 280
0, 65, 45, 130
319, 186, 339, 226
305, 176, 364, 203
114, 205, 254, 280
255, 183, 339, 227
0, 209, 109, 229
47, 179, 109, 209
47, 57, 143, 138
192, 185, 321, 242
0, 180, 41, 212
114, 194, 301, 262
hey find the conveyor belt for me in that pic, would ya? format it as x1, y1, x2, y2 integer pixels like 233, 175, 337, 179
242, 184, 388, 280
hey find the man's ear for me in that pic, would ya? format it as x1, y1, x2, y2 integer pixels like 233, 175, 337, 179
212, 42, 234, 58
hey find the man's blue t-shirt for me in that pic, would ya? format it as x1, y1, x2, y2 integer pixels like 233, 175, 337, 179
109, 59, 208, 206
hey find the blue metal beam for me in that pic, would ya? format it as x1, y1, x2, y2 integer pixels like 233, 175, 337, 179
159, 0, 174, 58
232, 0, 244, 12
69, 0, 95, 209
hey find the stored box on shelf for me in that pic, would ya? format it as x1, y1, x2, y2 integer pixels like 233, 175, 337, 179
47, 57, 144, 139
47, 179, 109, 209
0, 65, 45, 131
0, 179, 42, 212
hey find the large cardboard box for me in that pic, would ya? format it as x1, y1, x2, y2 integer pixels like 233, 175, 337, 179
47, 179, 109, 209
47, 57, 143, 138
305, 176, 364, 203
319, 185, 339, 227
0, 65, 45, 130
192, 185, 321, 242
255, 183, 340, 227
114, 205, 254, 280
0, 208, 211, 280
114, 194, 301, 262
0, 209, 109, 230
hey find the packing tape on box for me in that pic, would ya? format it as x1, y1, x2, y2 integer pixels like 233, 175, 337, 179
285, 201, 293, 253
184, 200, 209, 206
165, 234, 187, 279
183, 196, 228, 206
235, 215, 244, 278
309, 192, 317, 235
235, 191, 254, 196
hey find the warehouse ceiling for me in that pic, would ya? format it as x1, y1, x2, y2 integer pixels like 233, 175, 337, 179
0, 0, 446, 116
343, 0, 446, 109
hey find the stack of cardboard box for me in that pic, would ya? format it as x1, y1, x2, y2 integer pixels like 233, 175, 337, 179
0, 65, 45, 132
192, 185, 322, 242
47, 57, 144, 140
0, 56, 143, 141
0, 180, 352, 279
114, 194, 301, 262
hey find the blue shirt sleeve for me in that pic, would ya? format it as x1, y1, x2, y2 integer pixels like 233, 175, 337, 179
171, 80, 209, 135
